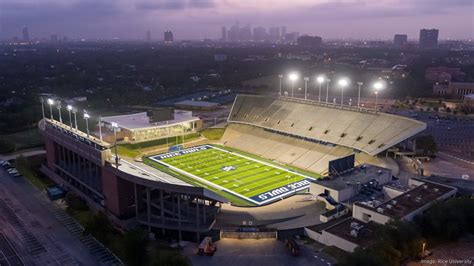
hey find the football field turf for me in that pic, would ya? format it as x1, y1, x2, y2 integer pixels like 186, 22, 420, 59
147, 145, 320, 205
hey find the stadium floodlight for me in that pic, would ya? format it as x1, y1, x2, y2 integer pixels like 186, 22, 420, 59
47, 99, 54, 120
373, 81, 385, 113
288, 72, 299, 98
111, 122, 119, 168
304, 77, 309, 100
338, 78, 349, 107
317, 75, 325, 102
57, 101, 63, 123
278, 74, 283, 96
67, 105, 73, 129
83, 112, 90, 137
356, 82, 363, 109
326, 79, 331, 106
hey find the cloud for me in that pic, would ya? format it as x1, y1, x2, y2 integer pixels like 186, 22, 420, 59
136, 0, 215, 10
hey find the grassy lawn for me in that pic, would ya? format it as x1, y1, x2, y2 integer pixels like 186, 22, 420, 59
200, 127, 226, 140
145, 145, 322, 206
13, 155, 54, 190
0, 128, 43, 154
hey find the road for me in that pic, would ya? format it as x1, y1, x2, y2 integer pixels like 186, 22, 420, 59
0, 168, 99, 266
0, 148, 46, 161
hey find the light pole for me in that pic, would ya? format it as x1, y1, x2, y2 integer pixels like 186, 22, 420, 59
73, 108, 78, 130
304, 77, 309, 100
99, 116, 103, 141
67, 105, 73, 129
84, 112, 90, 137
338, 78, 349, 108
373, 81, 384, 114
111, 122, 119, 168
326, 79, 331, 106
289, 73, 298, 98
40, 98, 45, 119
317, 76, 325, 102
278, 74, 283, 96
47, 99, 54, 120
57, 101, 63, 123
357, 82, 363, 109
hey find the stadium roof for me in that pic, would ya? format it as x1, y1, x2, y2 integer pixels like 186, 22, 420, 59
228, 95, 426, 155
101, 110, 199, 131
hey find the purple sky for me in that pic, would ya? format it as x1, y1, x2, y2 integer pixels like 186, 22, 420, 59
1, 0, 473, 40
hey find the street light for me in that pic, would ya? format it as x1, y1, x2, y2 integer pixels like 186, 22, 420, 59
356, 82, 363, 109
111, 122, 119, 168
289, 73, 299, 98
373, 81, 384, 114
84, 112, 90, 137
317, 75, 325, 102
326, 79, 331, 106
67, 105, 73, 129
47, 99, 54, 120
338, 78, 349, 108
278, 74, 283, 96
57, 101, 63, 123
304, 76, 309, 100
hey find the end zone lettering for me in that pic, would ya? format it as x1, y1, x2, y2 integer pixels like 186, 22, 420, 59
256, 180, 311, 201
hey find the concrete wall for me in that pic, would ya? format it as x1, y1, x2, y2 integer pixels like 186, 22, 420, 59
352, 204, 391, 224
304, 228, 359, 253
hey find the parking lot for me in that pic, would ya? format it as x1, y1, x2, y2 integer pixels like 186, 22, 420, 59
0, 163, 100, 265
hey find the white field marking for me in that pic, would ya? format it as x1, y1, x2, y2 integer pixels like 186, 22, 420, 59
148, 144, 316, 205
209, 145, 317, 180
149, 156, 261, 205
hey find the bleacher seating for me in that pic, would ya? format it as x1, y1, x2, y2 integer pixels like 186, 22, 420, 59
228, 95, 426, 156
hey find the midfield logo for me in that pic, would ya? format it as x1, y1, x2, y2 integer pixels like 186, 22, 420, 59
221, 166, 236, 172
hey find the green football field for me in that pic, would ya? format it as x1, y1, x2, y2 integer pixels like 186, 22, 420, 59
148, 145, 320, 205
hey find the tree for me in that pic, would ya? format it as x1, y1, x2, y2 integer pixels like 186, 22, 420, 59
415, 135, 437, 156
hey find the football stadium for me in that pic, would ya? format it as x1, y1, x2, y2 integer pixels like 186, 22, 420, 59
38, 92, 430, 243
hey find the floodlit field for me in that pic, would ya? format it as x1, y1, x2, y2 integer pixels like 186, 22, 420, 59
147, 145, 320, 205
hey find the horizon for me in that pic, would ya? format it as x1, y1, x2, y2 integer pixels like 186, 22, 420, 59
1, 0, 473, 40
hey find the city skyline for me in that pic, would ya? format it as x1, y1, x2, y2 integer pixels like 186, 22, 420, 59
0, 0, 473, 40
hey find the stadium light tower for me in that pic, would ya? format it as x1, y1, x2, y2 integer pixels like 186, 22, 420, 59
72, 108, 78, 129
373, 81, 384, 114
278, 74, 283, 96
304, 76, 309, 100
111, 122, 119, 168
356, 82, 363, 109
317, 75, 325, 102
98, 116, 103, 141
47, 99, 54, 120
67, 105, 73, 129
289, 73, 299, 98
326, 79, 331, 106
338, 78, 349, 108
40, 98, 45, 119
83, 112, 90, 137
57, 101, 63, 123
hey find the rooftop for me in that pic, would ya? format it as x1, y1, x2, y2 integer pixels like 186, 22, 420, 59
324, 217, 379, 247
101, 110, 199, 131
355, 178, 456, 219
175, 100, 220, 108
315, 164, 391, 191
